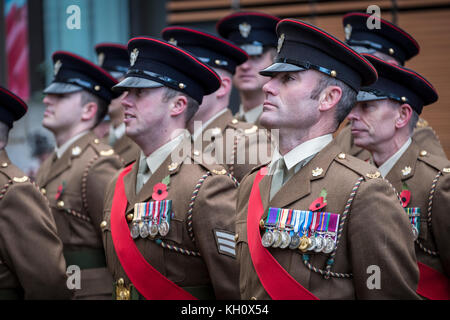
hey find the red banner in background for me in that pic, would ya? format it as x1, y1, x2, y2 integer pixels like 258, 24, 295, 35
5, 0, 30, 101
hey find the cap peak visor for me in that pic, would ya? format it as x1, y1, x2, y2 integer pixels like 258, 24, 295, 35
112, 76, 164, 92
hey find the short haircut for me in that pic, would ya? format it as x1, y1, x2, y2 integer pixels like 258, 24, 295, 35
79, 90, 109, 127
161, 87, 199, 124
310, 73, 357, 131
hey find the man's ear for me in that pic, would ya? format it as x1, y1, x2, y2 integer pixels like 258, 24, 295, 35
216, 75, 232, 99
81, 101, 98, 122
170, 94, 188, 117
318, 85, 342, 112
395, 103, 413, 129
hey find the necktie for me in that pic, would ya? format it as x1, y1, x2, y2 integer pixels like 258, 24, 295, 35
269, 157, 288, 200
136, 159, 151, 194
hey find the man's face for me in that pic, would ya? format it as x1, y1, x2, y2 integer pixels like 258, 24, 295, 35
42, 91, 84, 134
108, 92, 127, 118
233, 49, 274, 93
259, 70, 322, 130
121, 87, 169, 140
347, 99, 398, 150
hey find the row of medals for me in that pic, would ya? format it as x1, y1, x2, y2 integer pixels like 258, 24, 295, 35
130, 217, 170, 239
261, 228, 336, 253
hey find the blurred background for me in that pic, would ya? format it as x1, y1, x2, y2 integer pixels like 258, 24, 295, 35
1, 0, 449, 174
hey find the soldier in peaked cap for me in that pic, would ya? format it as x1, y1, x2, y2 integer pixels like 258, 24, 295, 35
101, 37, 240, 300
0, 86, 72, 300
95, 43, 140, 165
347, 54, 450, 299
217, 11, 280, 127
335, 12, 446, 160
35, 51, 122, 299
161, 26, 274, 182
235, 19, 420, 300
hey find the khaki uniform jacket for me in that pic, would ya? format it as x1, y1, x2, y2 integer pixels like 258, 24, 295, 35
101, 134, 140, 166
35, 131, 122, 299
193, 109, 273, 182
385, 141, 450, 277
335, 120, 447, 161
101, 141, 240, 299
235, 140, 420, 299
0, 150, 72, 299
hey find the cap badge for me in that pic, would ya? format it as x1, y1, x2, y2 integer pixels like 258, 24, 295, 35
54, 60, 62, 76
344, 24, 352, 41
98, 52, 105, 67
239, 22, 251, 38
168, 38, 178, 46
277, 33, 285, 54
130, 48, 139, 67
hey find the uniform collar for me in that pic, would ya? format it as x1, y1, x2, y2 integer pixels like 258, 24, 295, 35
378, 137, 412, 177
238, 104, 263, 124
55, 131, 89, 159
110, 122, 126, 141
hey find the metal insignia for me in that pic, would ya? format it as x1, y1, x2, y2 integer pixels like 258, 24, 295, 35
211, 127, 222, 137
239, 22, 251, 38
344, 24, 352, 41
244, 125, 258, 135
130, 48, 139, 67
366, 171, 381, 179
13, 176, 29, 183
168, 162, 178, 172
212, 168, 227, 175
54, 60, 62, 76
443, 168, 450, 173
72, 146, 82, 156
168, 38, 177, 46
100, 149, 115, 156
98, 52, 105, 67
402, 166, 412, 176
312, 167, 323, 177
277, 33, 285, 54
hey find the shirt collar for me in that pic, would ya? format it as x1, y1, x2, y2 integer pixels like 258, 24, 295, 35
139, 130, 189, 174
110, 122, 126, 140
238, 104, 263, 124
378, 137, 412, 177
269, 134, 333, 174
55, 131, 89, 159
192, 108, 228, 142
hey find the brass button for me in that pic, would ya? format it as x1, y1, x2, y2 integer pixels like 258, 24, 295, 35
401, 96, 407, 102
100, 221, 107, 229
234, 234, 239, 242
250, 296, 257, 300
420, 150, 428, 157
40, 188, 47, 195
330, 70, 337, 78
117, 278, 125, 286
94, 139, 100, 144
94, 85, 101, 91
338, 153, 346, 160
231, 119, 239, 124
57, 200, 64, 208
126, 213, 134, 222
389, 48, 395, 55
179, 83, 186, 89
259, 219, 265, 229
1, 162, 8, 168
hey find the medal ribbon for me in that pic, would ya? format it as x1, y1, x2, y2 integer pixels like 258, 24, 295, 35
327, 213, 339, 240
111, 164, 196, 300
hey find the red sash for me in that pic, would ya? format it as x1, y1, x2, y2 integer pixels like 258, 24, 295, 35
110, 164, 196, 300
417, 262, 450, 300
247, 168, 319, 300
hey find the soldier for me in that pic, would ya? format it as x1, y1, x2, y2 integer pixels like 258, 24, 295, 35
347, 54, 449, 299
95, 43, 140, 165
335, 12, 447, 160
217, 11, 280, 126
35, 51, 122, 299
161, 26, 273, 181
0, 86, 72, 299
235, 19, 420, 299
100, 37, 240, 300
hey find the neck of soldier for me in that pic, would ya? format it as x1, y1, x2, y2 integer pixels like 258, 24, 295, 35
53, 123, 92, 148
240, 89, 264, 113
277, 121, 334, 156
187, 96, 228, 133
134, 123, 186, 157
369, 130, 411, 167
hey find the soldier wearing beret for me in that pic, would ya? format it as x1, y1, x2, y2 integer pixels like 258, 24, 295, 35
95, 43, 140, 165
35, 51, 122, 299
161, 26, 273, 181
0, 86, 72, 299
347, 54, 450, 299
101, 37, 240, 300
235, 19, 420, 299
217, 11, 280, 127
335, 12, 447, 160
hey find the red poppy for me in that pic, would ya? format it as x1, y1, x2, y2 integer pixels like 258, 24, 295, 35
399, 189, 411, 208
152, 183, 168, 201
55, 184, 63, 200
309, 196, 327, 211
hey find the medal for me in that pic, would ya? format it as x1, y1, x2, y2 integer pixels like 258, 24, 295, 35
299, 235, 311, 252
130, 223, 140, 239
307, 212, 319, 251
139, 202, 151, 238
289, 210, 304, 249
131, 203, 144, 239
280, 230, 291, 249
261, 231, 275, 247
289, 234, 301, 249
149, 201, 160, 237
158, 200, 172, 237
313, 235, 324, 252
272, 230, 282, 248
405, 207, 420, 240
307, 236, 317, 251
298, 211, 313, 252
140, 223, 150, 238
323, 237, 335, 254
